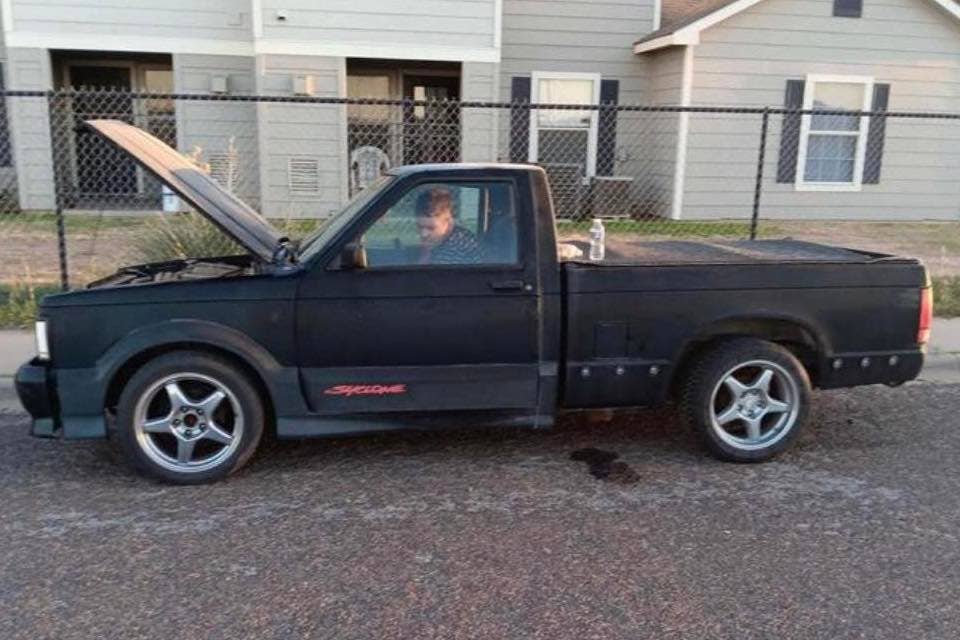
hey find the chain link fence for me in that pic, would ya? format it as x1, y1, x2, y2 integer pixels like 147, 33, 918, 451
0, 89, 958, 323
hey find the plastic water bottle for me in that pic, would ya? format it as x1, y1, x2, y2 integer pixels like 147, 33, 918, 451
589, 218, 606, 261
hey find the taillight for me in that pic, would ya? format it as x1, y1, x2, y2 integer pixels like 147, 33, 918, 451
918, 287, 933, 345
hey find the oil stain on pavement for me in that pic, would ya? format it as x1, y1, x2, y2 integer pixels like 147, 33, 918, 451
570, 447, 640, 485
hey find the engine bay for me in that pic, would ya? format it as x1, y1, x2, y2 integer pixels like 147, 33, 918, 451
87, 255, 260, 288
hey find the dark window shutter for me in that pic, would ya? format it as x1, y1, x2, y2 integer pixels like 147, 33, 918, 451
833, 0, 862, 17
596, 79, 619, 176
0, 65, 10, 168
862, 83, 889, 185
509, 76, 531, 163
776, 79, 805, 183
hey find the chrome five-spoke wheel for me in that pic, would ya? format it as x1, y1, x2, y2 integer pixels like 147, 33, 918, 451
116, 352, 265, 483
709, 360, 799, 451
133, 372, 245, 475
681, 338, 811, 462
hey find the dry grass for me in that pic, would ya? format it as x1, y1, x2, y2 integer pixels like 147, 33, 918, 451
932, 276, 960, 318
0, 282, 60, 328
0, 213, 325, 286
0, 213, 958, 288
764, 221, 960, 277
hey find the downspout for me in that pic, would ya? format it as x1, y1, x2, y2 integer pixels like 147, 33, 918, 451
670, 44, 694, 220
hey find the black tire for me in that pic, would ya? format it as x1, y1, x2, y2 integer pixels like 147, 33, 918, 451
680, 338, 811, 463
114, 351, 265, 484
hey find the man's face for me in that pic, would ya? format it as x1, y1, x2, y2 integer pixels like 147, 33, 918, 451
416, 209, 453, 247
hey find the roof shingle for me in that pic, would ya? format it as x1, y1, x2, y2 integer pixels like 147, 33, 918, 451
639, 0, 740, 44
661, 0, 740, 29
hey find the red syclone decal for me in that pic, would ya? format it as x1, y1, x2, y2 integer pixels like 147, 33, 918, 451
324, 384, 408, 397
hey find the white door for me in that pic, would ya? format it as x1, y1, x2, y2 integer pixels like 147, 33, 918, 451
528, 72, 601, 179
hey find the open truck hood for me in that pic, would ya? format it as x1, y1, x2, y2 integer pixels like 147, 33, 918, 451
86, 120, 291, 265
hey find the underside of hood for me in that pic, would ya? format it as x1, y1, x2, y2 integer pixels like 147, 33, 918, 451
85, 120, 290, 264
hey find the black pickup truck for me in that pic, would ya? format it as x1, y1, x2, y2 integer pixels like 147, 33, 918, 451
16, 120, 933, 483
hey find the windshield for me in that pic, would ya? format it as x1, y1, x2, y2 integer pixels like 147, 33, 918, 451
297, 175, 394, 263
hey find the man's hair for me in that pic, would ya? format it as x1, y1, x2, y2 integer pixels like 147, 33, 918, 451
415, 187, 454, 218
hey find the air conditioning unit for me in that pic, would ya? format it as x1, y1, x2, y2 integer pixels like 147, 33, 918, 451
587, 176, 634, 218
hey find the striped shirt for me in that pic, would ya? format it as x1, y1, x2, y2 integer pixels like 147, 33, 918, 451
422, 226, 481, 265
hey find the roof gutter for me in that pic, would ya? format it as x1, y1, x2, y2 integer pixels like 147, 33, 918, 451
633, 30, 700, 54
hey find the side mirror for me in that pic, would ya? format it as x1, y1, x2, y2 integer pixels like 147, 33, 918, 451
340, 242, 368, 270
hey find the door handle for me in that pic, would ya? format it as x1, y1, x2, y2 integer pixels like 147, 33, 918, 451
489, 280, 528, 291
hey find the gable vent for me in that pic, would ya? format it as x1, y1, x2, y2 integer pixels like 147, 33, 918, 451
288, 157, 321, 194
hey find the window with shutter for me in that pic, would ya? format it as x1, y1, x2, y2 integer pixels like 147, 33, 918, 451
528, 72, 601, 179
795, 75, 873, 191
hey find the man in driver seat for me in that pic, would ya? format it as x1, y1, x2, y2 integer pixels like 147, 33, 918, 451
415, 187, 481, 265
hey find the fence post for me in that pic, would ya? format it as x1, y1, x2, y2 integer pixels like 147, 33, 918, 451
750, 107, 770, 241
47, 91, 69, 291
54, 204, 68, 291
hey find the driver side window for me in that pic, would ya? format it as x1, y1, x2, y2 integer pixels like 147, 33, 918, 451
357, 181, 519, 267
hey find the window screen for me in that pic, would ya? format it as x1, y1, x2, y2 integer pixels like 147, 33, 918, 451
801, 80, 870, 184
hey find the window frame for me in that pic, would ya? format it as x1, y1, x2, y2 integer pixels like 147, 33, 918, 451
527, 71, 602, 179
341, 177, 526, 272
795, 74, 874, 192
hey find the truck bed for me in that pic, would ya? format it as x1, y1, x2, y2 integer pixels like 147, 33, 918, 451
558, 238, 926, 409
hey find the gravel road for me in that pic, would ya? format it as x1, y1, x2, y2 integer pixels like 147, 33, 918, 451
2, 381, 959, 639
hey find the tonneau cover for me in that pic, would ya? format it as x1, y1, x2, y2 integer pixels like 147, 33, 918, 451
564, 239, 899, 265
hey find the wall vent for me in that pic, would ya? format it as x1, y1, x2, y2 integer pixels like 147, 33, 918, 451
288, 157, 321, 194
207, 152, 238, 192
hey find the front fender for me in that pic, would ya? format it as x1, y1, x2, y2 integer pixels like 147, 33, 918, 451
56, 319, 306, 438
97, 319, 283, 382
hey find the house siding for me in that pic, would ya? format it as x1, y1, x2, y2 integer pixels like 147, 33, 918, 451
11, 0, 251, 41
6, 47, 55, 211
259, 0, 497, 54
255, 54, 348, 219
500, 0, 655, 104
637, 46, 687, 218
499, 0, 656, 215
682, 0, 960, 220
461, 61, 500, 162
173, 54, 260, 209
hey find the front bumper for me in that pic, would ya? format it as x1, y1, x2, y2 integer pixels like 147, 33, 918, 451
14, 360, 107, 439
14, 359, 59, 437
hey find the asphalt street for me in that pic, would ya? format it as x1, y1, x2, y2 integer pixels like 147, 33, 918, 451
2, 380, 960, 639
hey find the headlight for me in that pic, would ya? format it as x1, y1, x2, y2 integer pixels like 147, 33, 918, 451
35, 320, 50, 361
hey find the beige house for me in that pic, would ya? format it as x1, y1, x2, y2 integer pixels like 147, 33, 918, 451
0, 0, 959, 220
635, 0, 960, 220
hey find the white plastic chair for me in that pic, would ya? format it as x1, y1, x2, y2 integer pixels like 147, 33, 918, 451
350, 146, 390, 195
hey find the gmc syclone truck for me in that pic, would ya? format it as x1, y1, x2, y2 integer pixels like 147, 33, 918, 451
15, 121, 932, 483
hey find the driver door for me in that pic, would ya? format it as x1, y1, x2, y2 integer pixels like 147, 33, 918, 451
295, 176, 542, 416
